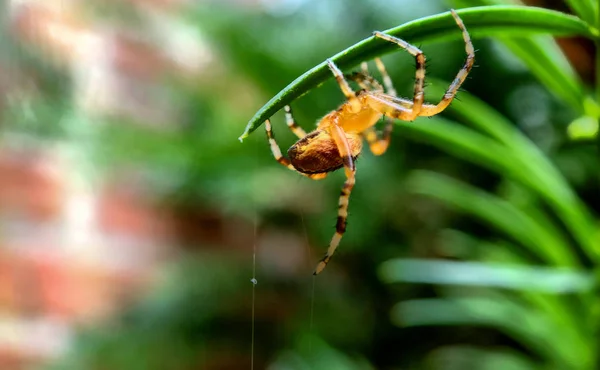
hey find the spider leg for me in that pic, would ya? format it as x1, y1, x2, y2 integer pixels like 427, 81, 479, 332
346, 66, 393, 155
346, 71, 383, 92
359, 62, 385, 92
361, 61, 369, 74
363, 115, 393, 156
314, 124, 356, 275
373, 31, 425, 120
327, 59, 361, 111
284, 105, 307, 138
374, 58, 397, 97
363, 92, 421, 122
419, 10, 474, 116
265, 119, 327, 180
366, 58, 396, 155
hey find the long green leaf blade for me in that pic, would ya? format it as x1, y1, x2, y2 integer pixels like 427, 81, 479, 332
428, 346, 539, 370
426, 83, 599, 262
404, 170, 575, 266
379, 259, 593, 292
564, 0, 598, 26
499, 36, 585, 111
392, 297, 593, 368
240, 5, 595, 139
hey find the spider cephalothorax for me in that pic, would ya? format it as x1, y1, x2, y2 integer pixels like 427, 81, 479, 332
265, 10, 474, 274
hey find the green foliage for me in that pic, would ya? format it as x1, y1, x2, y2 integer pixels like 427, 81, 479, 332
396, 85, 597, 261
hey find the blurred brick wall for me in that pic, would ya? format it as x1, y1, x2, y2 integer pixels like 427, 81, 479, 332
0, 145, 178, 367
0, 1, 212, 367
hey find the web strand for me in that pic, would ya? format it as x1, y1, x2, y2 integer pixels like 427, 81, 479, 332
250, 214, 258, 370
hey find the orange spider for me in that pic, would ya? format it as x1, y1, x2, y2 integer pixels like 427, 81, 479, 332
265, 10, 474, 275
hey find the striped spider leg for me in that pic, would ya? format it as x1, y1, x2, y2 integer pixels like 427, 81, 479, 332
264, 9, 474, 274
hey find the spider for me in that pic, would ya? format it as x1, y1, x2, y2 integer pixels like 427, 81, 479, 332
265, 10, 474, 275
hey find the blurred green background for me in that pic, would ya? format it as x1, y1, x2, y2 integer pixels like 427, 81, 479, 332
0, 0, 598, 369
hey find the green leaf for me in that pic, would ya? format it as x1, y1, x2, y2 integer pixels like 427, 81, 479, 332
379, 258, 593, 292
427, 346, 539, 370
564, 0, 598, 27
269, 334, 374, 370
404, 171, 575, 266
240, 5, 596, 139
392, 297, 593, 368
568, 115, 600, 139
396, 116, 590, 255
498, 36, 585, 112
423, 83, 599, 262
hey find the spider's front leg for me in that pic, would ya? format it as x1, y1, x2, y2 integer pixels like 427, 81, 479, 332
327, 59, 362, 112
314, 124, 356, 275
372, 30, 425, 120
283, 105, 306, 138
419, 9, 475, 116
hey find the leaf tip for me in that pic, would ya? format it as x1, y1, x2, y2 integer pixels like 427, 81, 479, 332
239, 120, 257, 142
567, 116, 598, 140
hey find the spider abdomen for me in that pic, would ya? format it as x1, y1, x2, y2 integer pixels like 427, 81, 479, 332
288, 129, 362, 174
